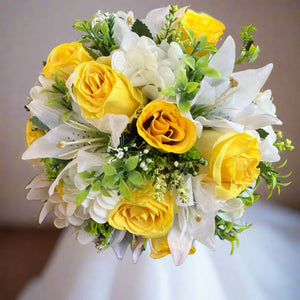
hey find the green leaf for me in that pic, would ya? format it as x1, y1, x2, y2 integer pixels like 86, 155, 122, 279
196, 55, 209, 69
76, 185, 91, 206
101, 22, 109, 36
125, 156, 139, 171
199, 67, 221, 78
178, 99, 190, 113
102, 174, 119, 187
200, 45, 218, 52
102, 164, 117, 176
119, 179, 131, 200
29, 116, 50, 132
256, 128, 269, 139
73, 20, 88, 32
61, 111, 73, 122
78, 171, 94, 179
99, 186, 112, 197
131, 19, 152, 38
46, 99, 64, 107
183, 54, 195, 70
128, 170, 144, 186
184, 28, 195, 44
92, 180, 101, 192
161, 86, 178, 97
176, 70, 188, 90
196, 35, 208, 47
186, 82, 199, 93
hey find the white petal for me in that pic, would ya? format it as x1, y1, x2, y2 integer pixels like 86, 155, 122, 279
54, 218, 68, 228
27, 187, 49, 201
77, 150, 107, 173
196, 116, 244, 133
112, 232, 131, 260
39, 201, 55, 223
168, 214, 193, 266
142, 6, 170, 36
205, 36, 236, 86
77, 228, 96, 245
132, 236, 145, 263
27, 99, 67, 129
26, 172, 51, 189
87, 114, 129, 148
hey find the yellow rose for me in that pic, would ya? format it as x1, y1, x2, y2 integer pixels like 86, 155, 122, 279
196, 130, 261, 200
108, 181, 174, 239
25, 117, 46, 147
150, 235, 195, 259
42, 42, 93, 81
72, 61, 145, 119
136, 100, 197, 154
182, 9, 225, 55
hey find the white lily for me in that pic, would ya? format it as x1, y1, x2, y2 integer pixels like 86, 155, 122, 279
193, 36, 282, 132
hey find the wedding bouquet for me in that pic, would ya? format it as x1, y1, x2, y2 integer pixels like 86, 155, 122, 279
22, 5, 294, 265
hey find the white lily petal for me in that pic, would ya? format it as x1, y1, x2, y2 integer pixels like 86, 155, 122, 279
196, 116, 244, 133
191, 210, 216, 250
168, 214, 193, 266
22, 123, 99, 161
26, 172, 51, 189
49, 159, 78, 195
27, 187, 49, 201
87, 114, 129, 148
76, 150, 107, 173
27, 99, 67, 129
77, 228, 96, 245
132, 236, 145, 263
142, 6, 170, 36
112, 232, 131, 260
192, 178, 220, 213
39, 201, 55, 223
205, 35, 236, 86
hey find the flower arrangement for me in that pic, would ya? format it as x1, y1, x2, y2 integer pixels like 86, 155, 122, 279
22, 5, 294, 266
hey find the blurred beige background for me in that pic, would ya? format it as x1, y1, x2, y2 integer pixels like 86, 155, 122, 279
0, 0, 299, 227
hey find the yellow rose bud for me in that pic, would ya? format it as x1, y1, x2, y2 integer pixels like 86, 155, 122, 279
42, 42, 93, 81
72, 61, 145, 119
108, 181, 174, 239
182, 9, 225, 55
136, 100, 197, 154
25, 117, 46, 147
196, 130, 261, 200
150, 235, 195, 259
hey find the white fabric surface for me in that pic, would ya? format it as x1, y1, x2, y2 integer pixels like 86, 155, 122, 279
18, 202, 300, 300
